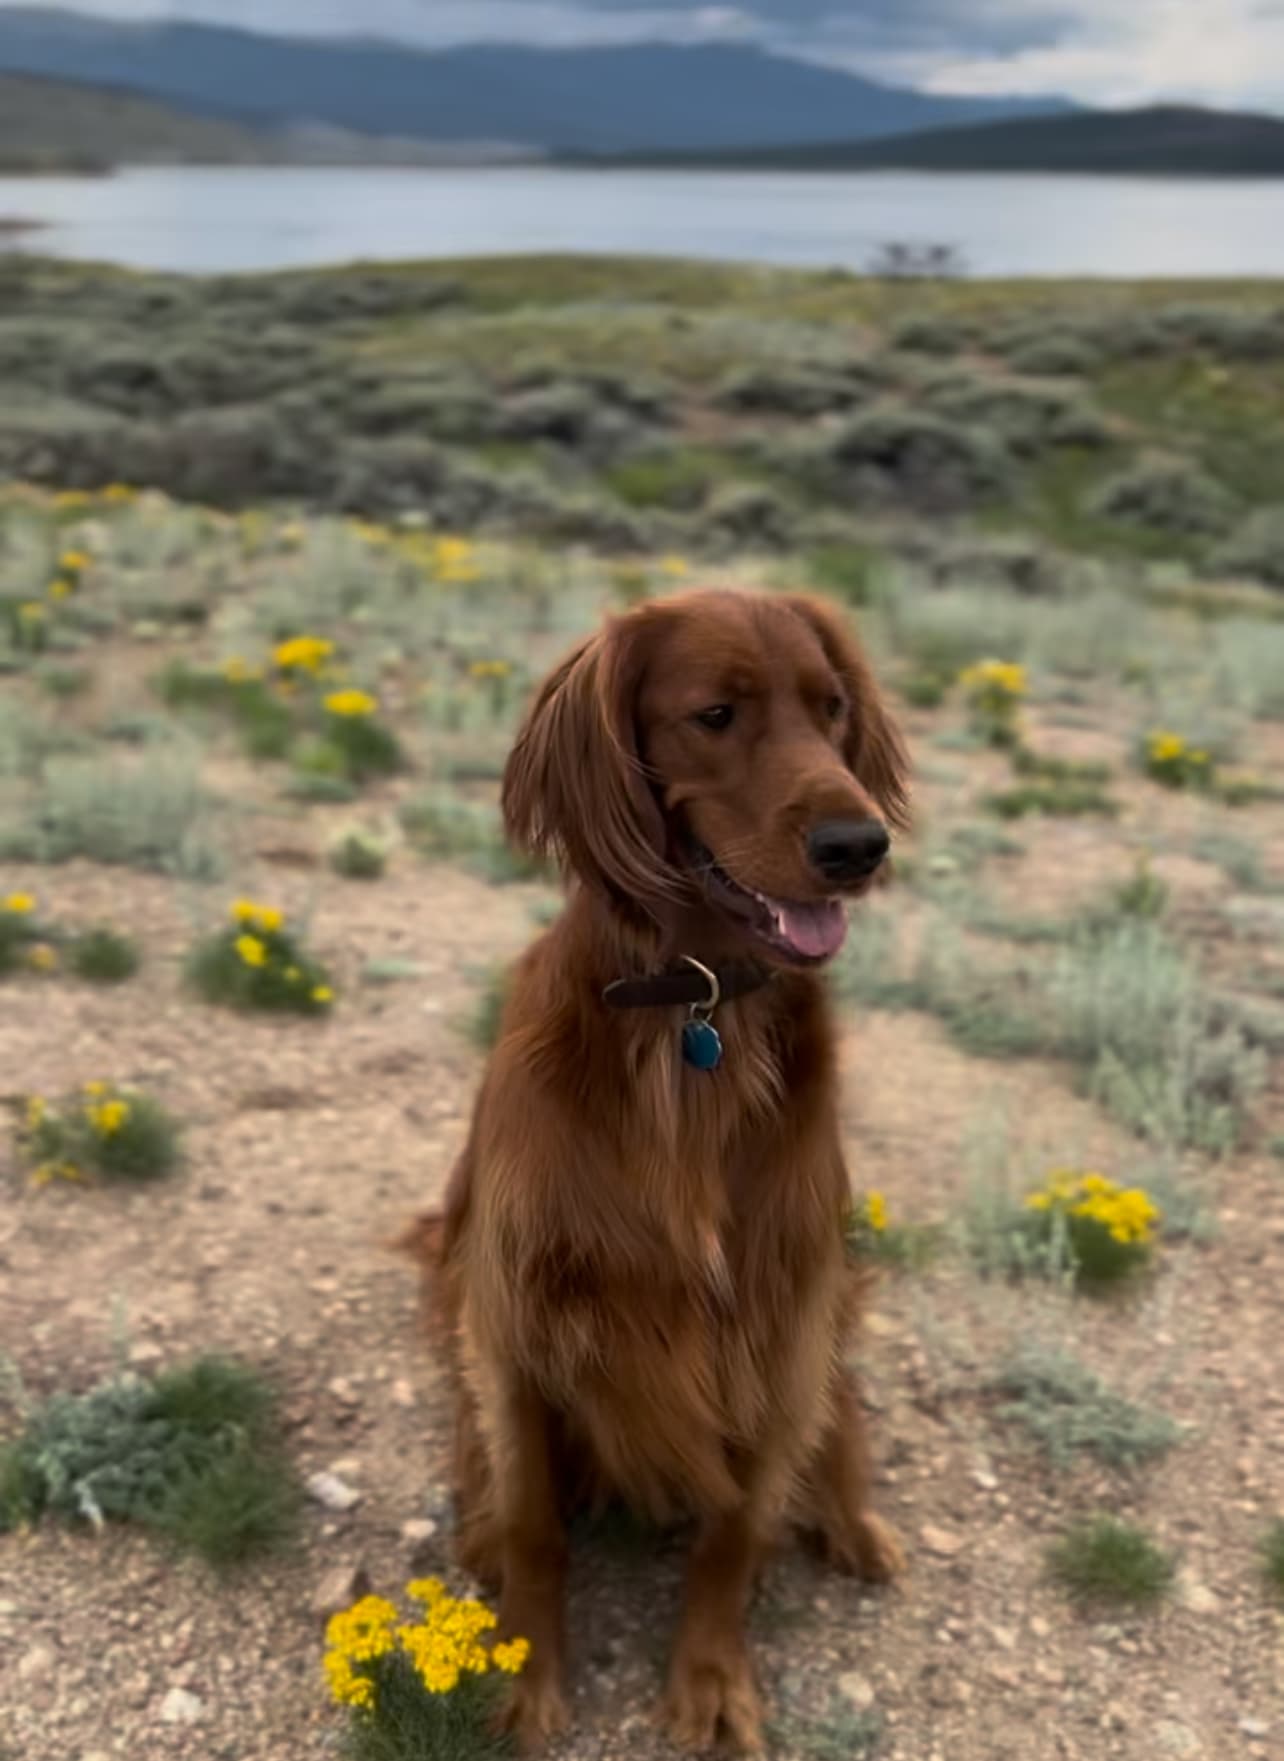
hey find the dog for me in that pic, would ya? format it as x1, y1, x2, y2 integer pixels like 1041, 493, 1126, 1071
416, 587, 909, 1752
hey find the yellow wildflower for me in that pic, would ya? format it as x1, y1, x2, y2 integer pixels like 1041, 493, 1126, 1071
4, 892, 35, 914
90, 1099, 131, 1136
658, 555, 690, 578
493, 1638, 531, 1675
1147, 730, 1186, 764
18, 601, 46, 622
59, 550, 90, 574
958, 658, 1028, 698
30, 1160, 83, 1189
862, 1191, 889, 1233
468, 659, 512, 681
25, 1095, 46, 1129
27, 943, 58, 972
83, 1080, 108, 1097
47, 579, 72, 601
229, 900, 283, 933
273, 635, 335, 675
324, 688, 377, 718
236, 934, 267, 968
312, 985, 334, 1005
100, 483, 136, 504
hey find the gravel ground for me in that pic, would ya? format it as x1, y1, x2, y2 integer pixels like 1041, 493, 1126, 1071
2, 711, 1282, 1761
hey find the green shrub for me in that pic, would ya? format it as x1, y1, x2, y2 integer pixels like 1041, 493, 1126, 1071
20, 1082, 181, 1185
800, 402, 1012, 509
1021, 1169, 1161, 1288
996, 1347, 1179, 1467
1047, 1517, 1174, 1607
321, 691, 405, 781
984, 781, 1119, 819
1213, 506, 1284, 586
1263, 1520, 1284, 1601
0, 1356, 297, 1565
67, 927, 141, 983
330, 829, 388, 880
1089, 461, 1237, 538
187, 899, 335, 1016
0, 752, 220, 875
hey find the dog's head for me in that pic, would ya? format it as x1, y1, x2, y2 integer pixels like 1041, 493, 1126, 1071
503, 589, 908, 966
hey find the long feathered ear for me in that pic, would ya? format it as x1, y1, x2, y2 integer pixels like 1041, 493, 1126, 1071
783, 594, 911, 831
502, 617, 681, 911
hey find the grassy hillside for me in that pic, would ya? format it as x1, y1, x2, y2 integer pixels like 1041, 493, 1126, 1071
0, 254, 1281, 599
594, 105, 1284, 176
0, 71, 272, 171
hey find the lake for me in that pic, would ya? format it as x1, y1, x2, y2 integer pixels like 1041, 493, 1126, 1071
2, 164, 1284, 277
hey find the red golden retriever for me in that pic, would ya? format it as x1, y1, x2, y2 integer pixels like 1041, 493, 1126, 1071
418, 587, 909, 1752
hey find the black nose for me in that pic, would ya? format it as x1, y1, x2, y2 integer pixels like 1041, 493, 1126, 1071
807, 818, 890, 885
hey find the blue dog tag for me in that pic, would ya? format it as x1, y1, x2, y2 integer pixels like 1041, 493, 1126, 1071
682, 1017, 723, 1071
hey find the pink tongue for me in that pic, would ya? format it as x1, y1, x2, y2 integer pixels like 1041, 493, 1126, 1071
775, 900, 848, 960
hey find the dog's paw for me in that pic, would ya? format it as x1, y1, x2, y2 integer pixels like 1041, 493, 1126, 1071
824, 1509, 906, 1584
497, 1673, 570, 1753
659, 1644, 765, 1754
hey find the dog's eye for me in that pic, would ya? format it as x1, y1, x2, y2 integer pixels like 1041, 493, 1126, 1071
694, 704, 735, 732
825, 696, 845, 721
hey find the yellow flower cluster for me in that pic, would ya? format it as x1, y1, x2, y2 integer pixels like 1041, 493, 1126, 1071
88, 1097, 131, 1137
468, 660, 512, 681
323, 1596, 398, 1710
658, 555, 690, 578
274, 635, 335, 676
323, 1580, 529, 1715
101, 483, 137, 504
860, 1190, 889, 1233
230, 899, 284, 933
4, 892, 35, 914
27, 943, 58, 972
1026, 1170, 1161, 1246
432, 535, 480, 583
236, 933, 267, 968
59, 549, 90, 575
1145, 729, 1211, 784
324, 688, 378, 718
959, 659, 1028, 699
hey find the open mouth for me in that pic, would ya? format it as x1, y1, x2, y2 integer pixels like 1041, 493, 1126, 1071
687, 842, 849, 965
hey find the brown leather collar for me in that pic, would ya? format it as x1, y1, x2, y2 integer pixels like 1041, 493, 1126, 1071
602, 959, 774, 1012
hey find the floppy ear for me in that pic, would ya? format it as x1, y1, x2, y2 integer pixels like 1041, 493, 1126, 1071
502, 617, 681, 912
784, 594, 911, 831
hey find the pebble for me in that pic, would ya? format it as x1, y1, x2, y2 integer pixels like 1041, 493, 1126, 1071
1156, 1721, 1199, 1757
158, 1687, 205, 1725
1239, 1718, 1269, 1738
401, 1517, 439, 1545
837, 1672, 875, 1711
306, 1470, 362, 1512
919, 1523, 963, 1557
391, 1377, 417, 1409
328, 1376, 360, 1407
17, 1643, 57, 1681
970, 1468, 999, 1491
1030, 1615, 1052, 1638
312, 1562, 372, 1620
1178, 1577, 1220, 1615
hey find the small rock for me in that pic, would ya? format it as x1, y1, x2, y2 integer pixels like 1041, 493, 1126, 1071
1030, 1615, 1052, 1639
992, 1625, 1017, 1651
329, 1456, 363, 1479
971, 1468, 999, 1491
312, 1562, 372, 1621
17, 1643, 57, 1682
391, 1377, 417, 1409
158, 1687, 205, 1725
1178, 1577, 1220, 1615
401, 1517, 439, 1545
1156, 1721, 1199, 1757
328, 1376, 360, 1408
1239, 1718, 1269, 1739
128, 1341, 163, 1367
837, 1672, 875, 1711
919, 1523, 963, 1557
306, 1471, 362, 1512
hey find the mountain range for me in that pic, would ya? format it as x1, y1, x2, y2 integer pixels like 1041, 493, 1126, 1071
0, 7, 1070, 156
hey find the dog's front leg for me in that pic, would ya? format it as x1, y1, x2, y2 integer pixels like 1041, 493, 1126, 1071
661, 1505, 767, 1754
493, 1379, 570, 1751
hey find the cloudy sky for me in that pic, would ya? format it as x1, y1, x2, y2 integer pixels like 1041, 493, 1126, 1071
9, 0, 1284, 108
